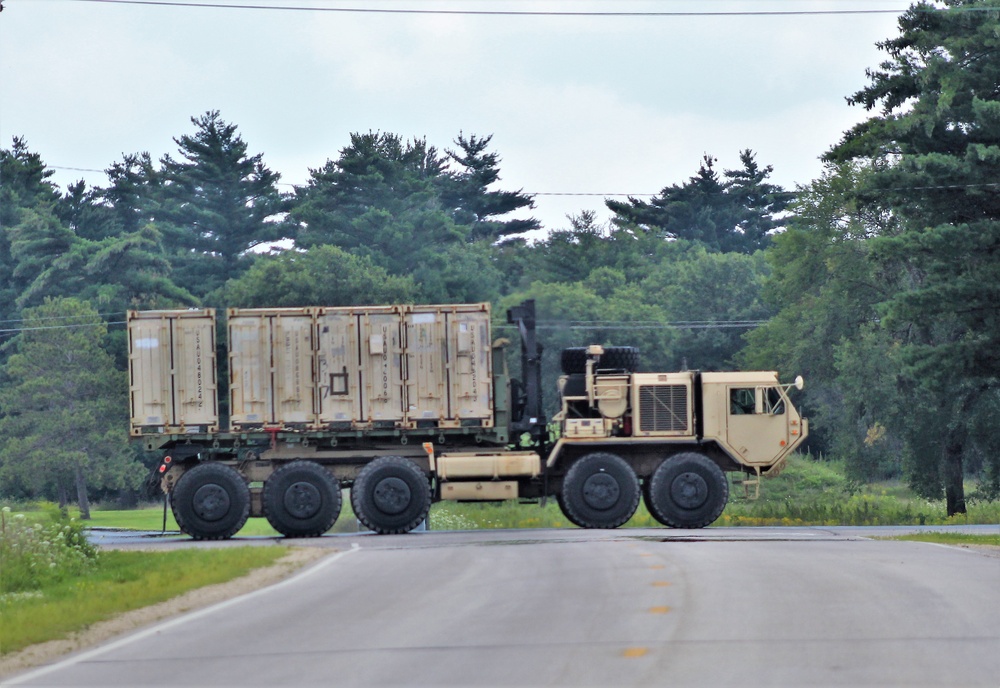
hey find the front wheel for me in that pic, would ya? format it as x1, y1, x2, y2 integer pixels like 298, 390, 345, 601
351, 457, 431, 534
558, 452, 640, 529
171, 463, 250, 540
644, 452, 728, 528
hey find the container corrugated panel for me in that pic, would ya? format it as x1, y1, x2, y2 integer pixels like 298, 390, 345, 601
272, 313, 315, 425
315, 310, 361, 425
444, 305, 493, 423
404, 309, 448, 423
128, 309, 217, 434
228, 308, 316, 428
358, 309, 405, 425
172, 313, 218, 428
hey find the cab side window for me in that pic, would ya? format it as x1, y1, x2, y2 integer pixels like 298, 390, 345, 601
730, 388, 756, 415
730, 387, 785, 415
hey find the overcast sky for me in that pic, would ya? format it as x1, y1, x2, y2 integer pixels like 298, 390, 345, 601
1, 0, 909, 233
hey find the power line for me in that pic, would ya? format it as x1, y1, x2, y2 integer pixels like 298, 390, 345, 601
43, 163, 1000, 197
63, 0, 947, 17
500, 320, 769, 331
0, 321, 127, 335
0, 312, 124, 325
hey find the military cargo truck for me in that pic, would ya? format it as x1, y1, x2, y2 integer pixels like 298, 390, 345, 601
129, 300, 807, 539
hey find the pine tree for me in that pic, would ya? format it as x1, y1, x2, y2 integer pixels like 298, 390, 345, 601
606, 151, 788, 253
160, 111, 288, 296
825, 0, 1000, 513
0, 299, 141, 515
440, 132, 540, 241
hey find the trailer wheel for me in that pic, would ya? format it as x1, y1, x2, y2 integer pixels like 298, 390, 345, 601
560, 346, 640, 375
351, 457, 431, 534
645, 452, 728, 529
171, 463, 250, 540
263, 461, 342, 537
558, 452, 640, 529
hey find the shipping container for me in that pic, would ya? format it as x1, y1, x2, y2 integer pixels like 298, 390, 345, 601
128, 309, 217, 435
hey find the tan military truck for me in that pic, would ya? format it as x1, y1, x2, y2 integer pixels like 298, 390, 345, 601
129, 300, 807, 539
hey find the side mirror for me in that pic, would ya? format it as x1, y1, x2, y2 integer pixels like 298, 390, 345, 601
794, 375, 805, 391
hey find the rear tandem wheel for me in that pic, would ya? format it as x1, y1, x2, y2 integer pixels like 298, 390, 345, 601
263, 460, 342, 537
644, 452, 729, 528
170, 463, 251, 540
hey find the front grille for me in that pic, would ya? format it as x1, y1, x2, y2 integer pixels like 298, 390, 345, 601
638, 385, 688, 433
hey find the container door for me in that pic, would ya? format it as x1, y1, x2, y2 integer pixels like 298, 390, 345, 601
358, 311, 404, 424
128, 315, 173, 430
316, 310, 361, 425
172, 314, 217, 428
448, 310, 493, 423
272, 314, 315, 425
405, 310, 448, 424
228, 313, 272, 426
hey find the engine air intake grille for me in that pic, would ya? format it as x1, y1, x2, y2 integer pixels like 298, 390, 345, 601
638, 385, 688, 433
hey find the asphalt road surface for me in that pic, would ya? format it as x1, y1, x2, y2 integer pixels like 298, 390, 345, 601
7, 526, 1000, 687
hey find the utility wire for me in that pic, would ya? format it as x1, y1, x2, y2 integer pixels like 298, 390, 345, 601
0, 321, 127, 335
56, 0, 944, 16
0, 312, 125, 325
60, 0, 981, 17
45, 164, 1000, 197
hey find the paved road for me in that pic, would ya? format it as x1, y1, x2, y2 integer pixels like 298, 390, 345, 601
7, 527, 1000, 687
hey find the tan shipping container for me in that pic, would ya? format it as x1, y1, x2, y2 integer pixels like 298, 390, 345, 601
445, 305, 493, 424
316, 307, 406, 426
316, 304, 493, 429
228, 308, 316, 428
404, 308, 449, 423
407, 304, 492, 426
128, 309, 218, 435
315, 309, 361, 425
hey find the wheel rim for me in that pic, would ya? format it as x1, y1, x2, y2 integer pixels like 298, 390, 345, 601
192, 484, 230, 522
373, 476, 412, 515
283, 481, 322, 519
670, 471, 709, 509
582, 472, 621, 511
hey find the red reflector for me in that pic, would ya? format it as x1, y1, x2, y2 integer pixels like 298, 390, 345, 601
158, 465, 167, 473
164, 456, 172, 464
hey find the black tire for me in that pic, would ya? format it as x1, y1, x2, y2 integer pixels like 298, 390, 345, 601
646, 452, 728, 529
263, 461, 342, 537
558, 452, 640, 529
600, 346, 640, 372
560, 346, 640, 375
560, 347, 590, 375
171, 463, 250, 540
351, 457, 431, 534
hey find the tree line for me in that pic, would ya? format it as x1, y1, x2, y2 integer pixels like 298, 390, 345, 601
1, 0, 998, 517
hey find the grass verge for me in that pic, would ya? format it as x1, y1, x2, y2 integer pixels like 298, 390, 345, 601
883, 532, 1000, 546
0, 546, 287, 655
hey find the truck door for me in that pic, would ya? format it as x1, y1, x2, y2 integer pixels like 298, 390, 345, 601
725, 386, 790, 466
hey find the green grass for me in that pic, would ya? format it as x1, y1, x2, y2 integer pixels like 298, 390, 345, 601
885, 532, 1000, 546
0, 546, 288, 655
69, 494, 362, 536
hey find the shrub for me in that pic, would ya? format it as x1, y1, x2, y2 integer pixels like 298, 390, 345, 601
1, 504, 99, 594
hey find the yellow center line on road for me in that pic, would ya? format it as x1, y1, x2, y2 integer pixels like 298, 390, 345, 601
651, 581, 672, 587
623, 647, 649, 658
648, 606, 671, 614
